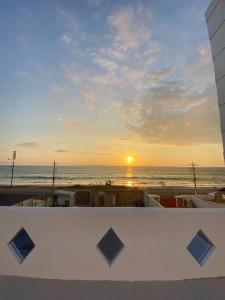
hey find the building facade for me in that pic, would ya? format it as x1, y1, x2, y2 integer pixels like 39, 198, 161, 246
206, 0, 225, 159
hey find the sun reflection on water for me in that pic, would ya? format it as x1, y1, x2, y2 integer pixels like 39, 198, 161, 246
126, 166, 134, 187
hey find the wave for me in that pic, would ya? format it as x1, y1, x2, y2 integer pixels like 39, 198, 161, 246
9, 175, 216, 182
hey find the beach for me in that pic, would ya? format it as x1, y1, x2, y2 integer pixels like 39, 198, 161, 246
0, 185, 220, 201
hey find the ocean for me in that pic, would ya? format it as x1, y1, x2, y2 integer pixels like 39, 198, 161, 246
0, 165, 225, 188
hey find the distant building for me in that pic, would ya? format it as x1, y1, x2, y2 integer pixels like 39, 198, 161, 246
206, 0, 225, 160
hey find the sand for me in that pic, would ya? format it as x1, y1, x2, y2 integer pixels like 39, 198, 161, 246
0, 184, 220, 199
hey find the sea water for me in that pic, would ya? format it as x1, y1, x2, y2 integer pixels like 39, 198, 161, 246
0, 165, 225, 187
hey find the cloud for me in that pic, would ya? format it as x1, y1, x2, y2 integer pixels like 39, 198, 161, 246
60, 34, 72, 45
147, 68, 175, 87
182, 43, 214, 91
93, 57, 118, 71
87, 0, 104, 6
107, 5, 151, 49
82, 90, 98, 109
54, 149, 68, 153
18, 71, 28, 77
51, 84, 64, 94
98, 46, 124, 61
61, 63, 83, 84
122, 81, 220, 145
16, 33, 30, 50
56, 5, 78, 32
18, 142, 40, 148
142, 42, 161, 65
65, 121, 87, 129
117, 44, 221, 146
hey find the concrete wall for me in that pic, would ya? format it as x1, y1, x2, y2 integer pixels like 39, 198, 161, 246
206, 0, 225, 158
192, 197, 225, 208
1, 207, 225, 281
2, 276, 225, 300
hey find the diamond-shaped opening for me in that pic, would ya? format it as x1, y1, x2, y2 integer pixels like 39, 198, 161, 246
8, 228, 35, 264
187, 230, 215, 266
97, 227, 124, 266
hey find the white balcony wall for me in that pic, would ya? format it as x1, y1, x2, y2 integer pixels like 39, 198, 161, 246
210, 22, 225, 59
1, 207, 225, 281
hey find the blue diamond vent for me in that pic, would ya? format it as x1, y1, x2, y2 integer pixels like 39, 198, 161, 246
97, 228, 124, 266
8, 228, 35, 264
187, 230, 215, 266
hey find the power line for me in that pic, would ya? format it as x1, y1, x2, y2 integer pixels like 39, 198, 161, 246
190, 161, 198, 195
52, 160, 57, 190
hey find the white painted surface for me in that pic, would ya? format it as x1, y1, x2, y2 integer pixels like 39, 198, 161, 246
210, 21, 225, 59
55, 190, 76, 206
206, 0, 225, 159
205, 0, 220, 20
143, 193, 162, 207
206, 1, 225, 38
1, 207, 225, 281
219, 104, 225, 131
192, 197, 225, 208
216, 76, 225, 106
214, 49, 225, 82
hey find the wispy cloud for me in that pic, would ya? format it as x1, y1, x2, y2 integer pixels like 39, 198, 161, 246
50, 84, 64, 94
16, 33, 30, 50
64, 121, 87, 129
61, 63, 83, 85
54, 149, 68, 153
56, 4, 78, 33
107, 5, 151, 49
18, 142, 40, 148
118, 45, 220, 145
60, 34, 72, 45
82, 90, 98, 110
93, 57, 118, 71
18, 71, 28, 77
87, 0, 104, 6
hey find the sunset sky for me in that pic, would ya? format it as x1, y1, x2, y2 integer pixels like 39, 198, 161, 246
0, 0, 224, 166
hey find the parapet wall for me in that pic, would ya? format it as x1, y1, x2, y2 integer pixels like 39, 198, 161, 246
0, 207, 225, 281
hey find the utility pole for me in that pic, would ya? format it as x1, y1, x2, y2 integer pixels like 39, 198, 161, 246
191, 161, 197, 195
8, 151, 16, 188
52, 160, 56, 190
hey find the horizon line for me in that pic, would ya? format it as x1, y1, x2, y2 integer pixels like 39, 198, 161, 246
0, 163, 224, 168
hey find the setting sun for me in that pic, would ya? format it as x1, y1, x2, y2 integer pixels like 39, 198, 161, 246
126, 155, 134, 164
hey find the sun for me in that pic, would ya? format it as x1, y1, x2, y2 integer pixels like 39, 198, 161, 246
126, 155, 134, 164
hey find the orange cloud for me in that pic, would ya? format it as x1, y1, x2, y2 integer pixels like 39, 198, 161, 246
64, 121, 87, 129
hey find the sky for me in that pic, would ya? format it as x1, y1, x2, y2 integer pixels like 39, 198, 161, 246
0, 0, 224, 166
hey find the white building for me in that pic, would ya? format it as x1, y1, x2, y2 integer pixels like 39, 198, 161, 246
205, 0, 225, 159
